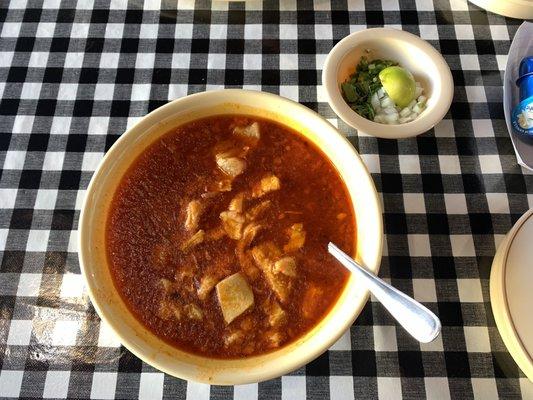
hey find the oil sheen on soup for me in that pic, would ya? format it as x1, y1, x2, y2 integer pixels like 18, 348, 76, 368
106, 115, 356, 358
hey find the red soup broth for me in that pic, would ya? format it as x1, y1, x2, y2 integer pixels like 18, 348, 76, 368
106, 115, 355, 358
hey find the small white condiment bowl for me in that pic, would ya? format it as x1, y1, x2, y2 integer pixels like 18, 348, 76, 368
322, 28, 454, 139
79, 89, 383, 385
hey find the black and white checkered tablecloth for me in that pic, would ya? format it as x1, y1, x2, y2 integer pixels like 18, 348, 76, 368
1, 0, 532, 399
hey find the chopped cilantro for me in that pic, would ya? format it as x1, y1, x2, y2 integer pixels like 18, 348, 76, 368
340, 56, 397, 120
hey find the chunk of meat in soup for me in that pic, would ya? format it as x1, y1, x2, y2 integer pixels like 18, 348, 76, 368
184, 200, 204, 231
216, 154, 246, 177
284, 223, 306, 253
216, 272, 255, 324
273, 256, 297, 277
251, 242, 293, 303
233, 121, 260, 140
219, 211, 245, 240
252, 174, 281, 198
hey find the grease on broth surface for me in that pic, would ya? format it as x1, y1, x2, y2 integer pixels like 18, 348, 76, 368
106, 115, 355, 358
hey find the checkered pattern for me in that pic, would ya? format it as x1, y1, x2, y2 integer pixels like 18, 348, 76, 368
0, 1, 531, 399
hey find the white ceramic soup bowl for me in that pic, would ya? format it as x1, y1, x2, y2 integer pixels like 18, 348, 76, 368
322, 28, 454, 139
79, 89, 383, 385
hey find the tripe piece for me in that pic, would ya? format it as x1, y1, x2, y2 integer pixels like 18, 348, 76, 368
197, 274, 219, 301
273, 256, 297, 277
180, 230, 205, 252
184, 200, 203, 231
216, 154, 246, 177
251, 174, 280, 198
245, 200, 271, 221
229, 192, 245, 213
233, 122, 260, 139
283, 223, 306, 252
251, 243, 292, 303
220, 210, 245, 240
216, 272, 255, 324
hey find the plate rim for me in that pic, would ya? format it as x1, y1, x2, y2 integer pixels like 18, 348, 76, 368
490, 209, 533, 381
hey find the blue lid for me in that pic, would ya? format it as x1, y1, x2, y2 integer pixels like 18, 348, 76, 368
516, 56, 533, 87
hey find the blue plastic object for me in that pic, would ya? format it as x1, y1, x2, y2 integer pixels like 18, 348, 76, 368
517, 56, 533, 100
512, 56, 533, 137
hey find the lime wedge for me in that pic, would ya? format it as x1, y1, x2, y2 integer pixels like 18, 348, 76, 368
378, 66, 416, 108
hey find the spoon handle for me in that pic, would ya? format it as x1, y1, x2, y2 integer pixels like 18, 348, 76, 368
328, 243, 441, 343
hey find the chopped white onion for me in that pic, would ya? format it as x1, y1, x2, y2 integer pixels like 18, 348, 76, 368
370, 92, 380, 110
400, 107, 411, 117
380, 97, 395, 108
383, 113, 399, 124
412, 103, 425, 114
371, 81, 427, 125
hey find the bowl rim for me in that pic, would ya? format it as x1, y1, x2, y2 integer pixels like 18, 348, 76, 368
322, 27, 454, 139
78, 89, 383, 384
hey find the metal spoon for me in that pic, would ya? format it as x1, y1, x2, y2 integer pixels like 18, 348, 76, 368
328, 242, 441, 343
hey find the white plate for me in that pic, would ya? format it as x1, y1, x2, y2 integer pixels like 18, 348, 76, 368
468, 0, 533, 20
491, 209, 533, 382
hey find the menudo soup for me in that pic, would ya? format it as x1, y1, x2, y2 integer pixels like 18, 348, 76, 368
106, 115, 355, 358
